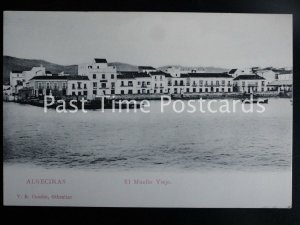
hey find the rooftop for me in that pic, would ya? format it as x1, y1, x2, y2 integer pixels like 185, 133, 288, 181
11, 70, 23, 73
228, 69, 237, 74
117, 72, 151, 79
30, 75, 89, 80
181, 73, 233, 78
94, 58, 107, 63
138, 66, 156, 70
233, 75, 265, 80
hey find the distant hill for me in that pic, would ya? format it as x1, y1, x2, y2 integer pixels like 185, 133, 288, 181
3, 56, 229, 84
3, 56, 78, 84
108, 62, 139, 72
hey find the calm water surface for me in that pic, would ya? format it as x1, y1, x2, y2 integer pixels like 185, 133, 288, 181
3, 99, 292, 171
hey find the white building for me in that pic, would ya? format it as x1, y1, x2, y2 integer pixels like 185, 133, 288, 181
149, 71, 171, 94
29, 75, 92, 99
78, 58, 117, 96
10, 66, 46, 94
181, 73, 234, 93
233, 75, 266, 93
115, 73, 136, 95
162, 66, 205, 78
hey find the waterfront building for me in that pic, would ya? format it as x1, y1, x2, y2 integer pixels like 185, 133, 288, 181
149, 71, 171, 94
135, 73, 152, 94
267, 80, 292, 92
115, 73, 136, 95
29, 75, 92, 99
276, 70, 293, 81
233, 75, 266, 93
180, 73, 233, 93
78, 58, 117, 96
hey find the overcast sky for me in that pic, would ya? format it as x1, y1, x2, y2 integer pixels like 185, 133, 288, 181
4, 11, 292, 68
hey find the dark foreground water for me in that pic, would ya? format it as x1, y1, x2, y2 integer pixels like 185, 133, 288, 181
3, 99, 292, 171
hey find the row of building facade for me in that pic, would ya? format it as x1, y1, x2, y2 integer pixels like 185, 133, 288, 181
6, 58, 293, 100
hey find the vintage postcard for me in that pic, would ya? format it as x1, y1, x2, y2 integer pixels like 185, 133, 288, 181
3, 11, 292, 207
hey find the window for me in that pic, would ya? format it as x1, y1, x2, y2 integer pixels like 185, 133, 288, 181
121, 90, 125, 94
160, 76, 162, 80
62, 82, 66, 89
54, 83, 58, 89
228, 81, 231, 86
102, 83, 106, 88
222, 88, 224, 92
84, 84, 87, 89
180, 80, 184, 86
242, 81, 245, 86
216, 81, 220, 86
160, 90, 163, 93
121, 81, 124, 86
102, 74, 105, 79
93, 90, 97, 95
222, 80, 225, 85
138, 82, 140, 85
38, 82, 42, 89
111, 82, 115, 88
111, 74, 114, 79
138, 90, 140, 94
128, 81, 133, 86
93, 74, 96, 79
186, 88, 189, 93
78, 91, 82, 96
262, 81, 265, 86
83, 91, 88, 96
72, 84, 76, 89
46, 83, 50, 89
199, 80, 203, 86
93, 82, 97, 88
128, 90, 133, 94
147, 82, 151, 85
72, 92, 76, 96
193, 88, 196, 92
77, 82, 82, 89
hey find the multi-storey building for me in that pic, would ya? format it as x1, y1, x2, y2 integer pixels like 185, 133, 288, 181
29, 75, 92, 99
149, 71, 171, 94
233, 75, 266, 93
78, 58, 117, 96
180, 73, 234, 93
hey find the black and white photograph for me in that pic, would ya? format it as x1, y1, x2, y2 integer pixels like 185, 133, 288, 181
3, 11, 293, 208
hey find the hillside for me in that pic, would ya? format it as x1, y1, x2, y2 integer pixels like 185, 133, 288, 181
3, 56, 78, 84
3, 56, 229, 84
108, 62, 139, 72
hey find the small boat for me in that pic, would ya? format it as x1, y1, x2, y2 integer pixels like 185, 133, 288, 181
241, 93, 268, 104
241, 98, 268, 104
